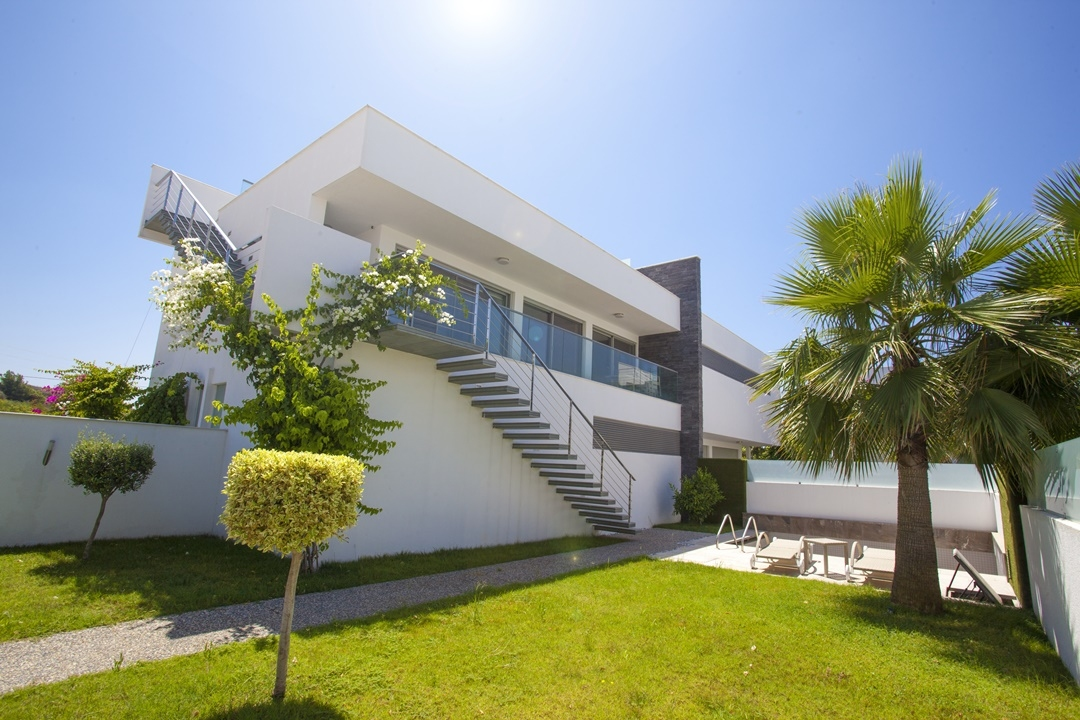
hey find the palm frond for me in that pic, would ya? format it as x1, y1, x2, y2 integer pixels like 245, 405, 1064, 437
1034, 161, 1080, 234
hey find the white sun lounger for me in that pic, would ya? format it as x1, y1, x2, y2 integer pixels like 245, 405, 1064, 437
847, 541, 895, 583
750, 532, 808, 574
947, 549, 1013, 606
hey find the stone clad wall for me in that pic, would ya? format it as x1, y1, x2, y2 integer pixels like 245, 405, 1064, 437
637, 257, 702, 480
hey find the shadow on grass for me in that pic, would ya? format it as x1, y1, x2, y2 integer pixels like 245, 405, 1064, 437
201, 698, 348, 719
17, 534, 625, 625
21, 536, 289, 616
834, 590, 1080, 690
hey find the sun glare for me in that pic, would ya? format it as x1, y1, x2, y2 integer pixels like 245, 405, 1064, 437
449, 0, 506, 35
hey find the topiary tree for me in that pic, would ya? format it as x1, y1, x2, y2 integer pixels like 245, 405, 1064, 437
220, 448, 364, 700
670, 467, 724, 524
68, 432, 156, 560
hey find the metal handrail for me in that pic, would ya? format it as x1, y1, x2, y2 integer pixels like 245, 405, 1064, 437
146, 171, 244, 278
471, 282, 636, 517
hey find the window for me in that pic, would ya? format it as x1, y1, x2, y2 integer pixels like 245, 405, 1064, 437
522, 301, 583, 375
592, 328, 636, 355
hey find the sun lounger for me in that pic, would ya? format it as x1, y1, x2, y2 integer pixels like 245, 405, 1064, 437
847, 541, 895, 584
947, 549, 1013, 606
750, 532, 808, 574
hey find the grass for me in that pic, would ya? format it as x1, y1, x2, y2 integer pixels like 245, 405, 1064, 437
0, 534, 621, 642
2, 559, 1076, 718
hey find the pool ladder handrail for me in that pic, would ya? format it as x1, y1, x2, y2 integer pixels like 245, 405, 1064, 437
715, 514, 759, 551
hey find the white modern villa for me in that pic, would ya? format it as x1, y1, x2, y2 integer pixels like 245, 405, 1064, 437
137, 106, 773, 561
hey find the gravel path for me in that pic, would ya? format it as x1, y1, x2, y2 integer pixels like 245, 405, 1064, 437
0, 528, 712, 695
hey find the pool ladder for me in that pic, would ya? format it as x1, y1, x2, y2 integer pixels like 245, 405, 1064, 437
715, 514, 759, 551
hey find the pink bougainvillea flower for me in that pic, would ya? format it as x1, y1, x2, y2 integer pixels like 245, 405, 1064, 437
32, 408, 42, 414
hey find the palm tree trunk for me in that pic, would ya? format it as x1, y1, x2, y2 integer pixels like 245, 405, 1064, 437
273, 551, 304, 700
82, 493, 112, 561
891, 431, 943, 614
998, 479, 1031, 608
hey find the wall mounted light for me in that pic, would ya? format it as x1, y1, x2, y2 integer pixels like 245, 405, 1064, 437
496, 257, 511, 265
613, 312, 625, 319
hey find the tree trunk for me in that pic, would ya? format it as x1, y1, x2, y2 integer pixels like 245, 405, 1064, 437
82, 493, 111, 561
891, 430, 943, 614
300, 542, 320, 574
273, 551, 304, 700
998, 479, 1032, 608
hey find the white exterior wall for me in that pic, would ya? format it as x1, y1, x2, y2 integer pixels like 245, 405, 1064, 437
553, 372, 682, 528
0, 413, 228, 547
702, 315, 765, 371
702, 367, 772, 446
325, 343, 590, 560
214, 113, 372, 245
251, 208, 374, 313
1021, 506, 1080, 685
701, 314, 775, 448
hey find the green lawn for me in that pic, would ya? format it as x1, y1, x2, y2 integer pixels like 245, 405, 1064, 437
1, 560, 1075, 719
0, 534, 621, 642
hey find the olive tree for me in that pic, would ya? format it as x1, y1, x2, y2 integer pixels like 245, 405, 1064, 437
221, 449, 364, 700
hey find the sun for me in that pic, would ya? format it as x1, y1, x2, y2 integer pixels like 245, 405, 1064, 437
448, 0, 506, 35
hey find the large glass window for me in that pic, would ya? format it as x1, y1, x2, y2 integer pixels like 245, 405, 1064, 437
522, 301, 583, 375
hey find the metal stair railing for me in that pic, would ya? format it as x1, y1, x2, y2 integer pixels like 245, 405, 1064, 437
144, 170, 246, 281
469, 285, 636, 523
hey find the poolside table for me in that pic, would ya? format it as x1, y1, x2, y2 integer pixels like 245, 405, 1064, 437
804, 537, 849, 578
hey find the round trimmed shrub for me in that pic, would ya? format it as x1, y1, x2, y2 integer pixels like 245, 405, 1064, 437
221, 449, 364, 554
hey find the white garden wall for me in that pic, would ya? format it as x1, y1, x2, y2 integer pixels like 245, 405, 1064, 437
746, 460, 997, 532
1021, 506, 1080, 685
0, 413, 228, 547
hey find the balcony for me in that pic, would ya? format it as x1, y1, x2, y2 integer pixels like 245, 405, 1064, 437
381, 281, 678, 403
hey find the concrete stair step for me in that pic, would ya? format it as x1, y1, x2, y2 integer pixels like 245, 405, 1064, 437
459, 384, 520, 396
546, 478, 600, 489
512, 441, 569, 450
539, 469, 594, 480
437, 357, 497, 373
491, 420, 550, 429
483, 409, 542, 419
555, 486, 609, 498
471, 397, 530, 408
447, 371, 508, 384
570, 500, 623, 512
502, 431, 561, 440
530, 460, 586, 470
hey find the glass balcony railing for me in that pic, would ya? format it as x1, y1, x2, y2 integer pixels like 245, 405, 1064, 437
390, 281, 679, 403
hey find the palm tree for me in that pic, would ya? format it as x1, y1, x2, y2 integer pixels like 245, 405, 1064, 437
754, 157, 1062, 614
971, 161, 1080, 607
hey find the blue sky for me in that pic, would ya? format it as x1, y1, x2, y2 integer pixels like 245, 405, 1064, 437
2, 1, 1078, 384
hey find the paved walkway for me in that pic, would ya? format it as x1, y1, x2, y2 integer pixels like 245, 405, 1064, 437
0, 529, 711, 695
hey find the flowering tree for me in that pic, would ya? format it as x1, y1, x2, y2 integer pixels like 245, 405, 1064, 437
152, 240, 450, 459
38, 360, 151, 420
221, 449, 363, 699
151, 240, 452, 567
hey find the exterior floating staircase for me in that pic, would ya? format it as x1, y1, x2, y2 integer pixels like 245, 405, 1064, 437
142, 170, 248, 283
436, 352, 638, 534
